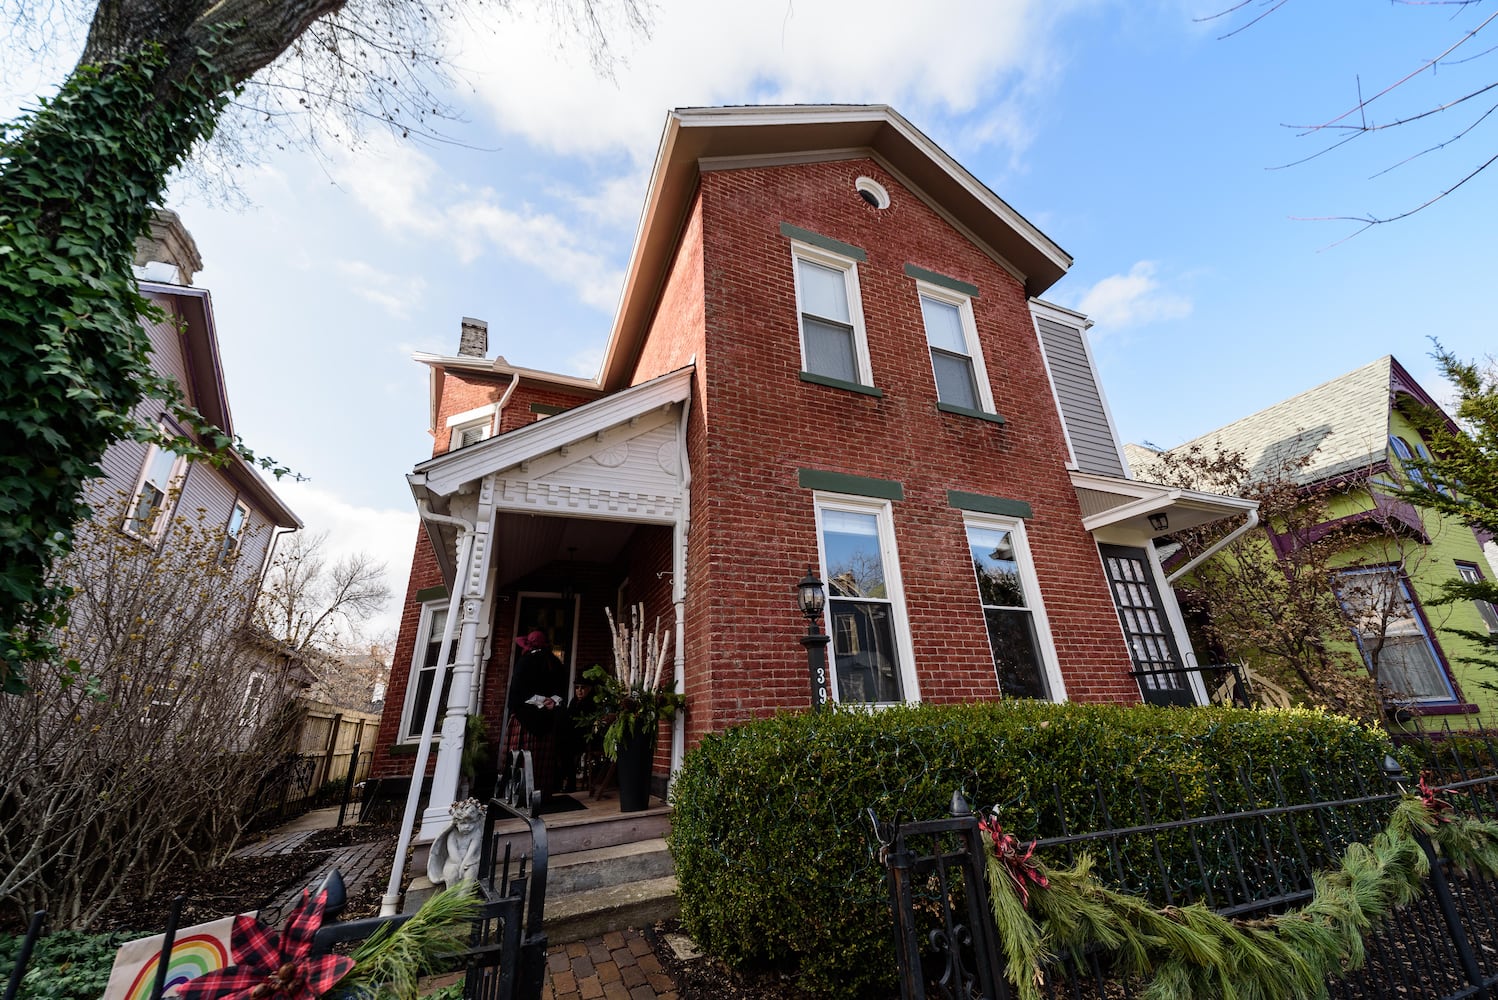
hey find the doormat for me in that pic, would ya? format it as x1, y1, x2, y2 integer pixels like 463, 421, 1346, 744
537, 795, 587, 815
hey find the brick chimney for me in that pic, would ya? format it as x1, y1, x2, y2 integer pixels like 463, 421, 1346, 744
458, 317, 488, 358
132, 208, 203, 286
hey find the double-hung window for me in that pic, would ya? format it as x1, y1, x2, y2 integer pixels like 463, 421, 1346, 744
1334, 567, 1454, 702
964, 517, 1058, 700
815, 496, 916, 704
126, 440, 185, 539
219, 501, 249, 564
917, 283, 995, 416
793, 243, 873, 389
1456, 562, 1498, 632
402, 602, 455, 741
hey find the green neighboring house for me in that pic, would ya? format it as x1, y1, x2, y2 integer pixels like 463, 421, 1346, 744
1132, 356, 1498, 726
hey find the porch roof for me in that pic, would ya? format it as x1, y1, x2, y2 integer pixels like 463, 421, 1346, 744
1072, 470, 1258, 539
408, 366, 694, 586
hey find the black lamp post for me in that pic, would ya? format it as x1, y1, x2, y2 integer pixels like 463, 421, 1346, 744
797, 566, 831, 712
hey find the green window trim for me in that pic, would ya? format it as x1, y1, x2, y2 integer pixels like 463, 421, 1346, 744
947, 490, 1033, 520
530, 403, 567, 416
780, 223, 867, 261
798, 469, 904, 501
904, 264, 979, 298
937, 401, 1006, 425
799, 371, 884, 397
414, 585, 449, 603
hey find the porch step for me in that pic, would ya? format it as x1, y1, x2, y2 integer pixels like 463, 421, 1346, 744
543, 875, 679, 945
491, 803, 671, 858
546, 838, 676, 896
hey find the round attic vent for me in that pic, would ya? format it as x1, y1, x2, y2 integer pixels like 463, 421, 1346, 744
856, 176, 890, 209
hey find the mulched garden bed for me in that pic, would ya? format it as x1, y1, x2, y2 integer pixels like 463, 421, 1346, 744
646, 920, 833, 1000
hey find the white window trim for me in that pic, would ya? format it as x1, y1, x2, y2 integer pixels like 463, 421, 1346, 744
448, 403, 498, 451
123, 438, 187, 542
962, 512, 1066, 702
220, 499, 250, 564
1334, 565, 1456, 703
916, 279, 997, 414
812, 492, 919, 705
790, 239, 875, 388
399, 599, 452, 743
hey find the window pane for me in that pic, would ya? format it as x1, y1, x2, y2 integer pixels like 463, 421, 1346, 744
226, 504, 247, 539
1378, 636, 1450, 700
984, 608, 1048, 699
143, 446, 178, 489
829, 599, 904, 703
797, 259, 850, 323
1458, 564, 1498, 631
921, 296, 966, 354
803, 318, 858, 382
823, 511, 885, 598
968, 526, 1026, 609
932, 350, 979, 409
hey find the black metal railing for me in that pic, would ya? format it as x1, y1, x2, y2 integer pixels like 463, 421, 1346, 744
874, 727, 1498, 1000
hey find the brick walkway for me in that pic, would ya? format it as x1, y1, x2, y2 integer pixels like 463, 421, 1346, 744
544, 929, 678, 1000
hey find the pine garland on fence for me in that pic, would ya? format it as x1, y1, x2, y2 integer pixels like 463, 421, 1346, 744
982, 793, 1498, 1000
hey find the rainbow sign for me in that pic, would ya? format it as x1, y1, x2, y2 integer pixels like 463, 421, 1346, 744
102, 915, 243, 1000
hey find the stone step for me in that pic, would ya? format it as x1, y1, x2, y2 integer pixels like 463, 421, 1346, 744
544, 838, 674, 896
490, 804, 671, 859
541, 875, 679, 946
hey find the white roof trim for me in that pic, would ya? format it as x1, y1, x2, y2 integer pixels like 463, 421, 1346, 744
411, 367, 693, 499
1071, 470, 1257, 532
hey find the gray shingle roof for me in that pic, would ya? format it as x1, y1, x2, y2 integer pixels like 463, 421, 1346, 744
1154, 357, 1395, 486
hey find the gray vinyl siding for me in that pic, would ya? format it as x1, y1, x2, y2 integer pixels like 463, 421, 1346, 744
1035, 316, 1126, 478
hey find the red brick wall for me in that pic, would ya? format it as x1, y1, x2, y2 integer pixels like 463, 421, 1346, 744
664, 157, 1137, 743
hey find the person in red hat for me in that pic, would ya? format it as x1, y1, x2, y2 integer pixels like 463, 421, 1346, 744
506, 629, 567, 800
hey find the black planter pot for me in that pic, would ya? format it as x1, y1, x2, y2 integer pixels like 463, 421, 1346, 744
615, 729, 655, 812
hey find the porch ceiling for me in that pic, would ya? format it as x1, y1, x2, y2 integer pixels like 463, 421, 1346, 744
1072, 470, 1257, 539
491, 514, 637, 589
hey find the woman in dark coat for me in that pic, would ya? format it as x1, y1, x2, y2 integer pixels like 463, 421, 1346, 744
506, 629, 567, 797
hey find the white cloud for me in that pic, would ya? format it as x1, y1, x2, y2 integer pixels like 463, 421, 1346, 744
1075, 262, 1193, 331
452, 0, 1073, 161
325, 135, 623, 311
333, 259, 428, 317
276, 481, 418, 646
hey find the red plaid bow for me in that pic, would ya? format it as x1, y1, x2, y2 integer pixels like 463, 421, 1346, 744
172, 890, 353, 1000
978, 813, 1049, 908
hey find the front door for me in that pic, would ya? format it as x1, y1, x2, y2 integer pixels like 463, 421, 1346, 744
513, 593, 581, 686
1097, 544, 1194, 707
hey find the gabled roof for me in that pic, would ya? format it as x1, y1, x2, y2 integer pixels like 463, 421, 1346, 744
1147, 356, 1459, 488
139, 281, 302, 530
598, 105, 1072, 391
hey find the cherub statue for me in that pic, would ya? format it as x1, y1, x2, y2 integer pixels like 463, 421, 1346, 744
427, 797, 485, 887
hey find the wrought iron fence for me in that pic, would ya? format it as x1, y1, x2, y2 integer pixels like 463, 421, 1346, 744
874, 725, 1498, 1000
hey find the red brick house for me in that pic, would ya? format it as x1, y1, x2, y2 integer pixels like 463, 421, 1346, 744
371, 106, 1254, 839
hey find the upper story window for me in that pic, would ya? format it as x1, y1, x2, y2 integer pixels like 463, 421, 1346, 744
219, 500, 249, 565
918, 283, 995, 416
815, 495, 916, 705
1334, 566, 1455, 703
792, 242, 873, 389
1456, 562, 1498, 633
965, 517, 1057, 700
450, 419, 490, 450
125, 439, 185, 540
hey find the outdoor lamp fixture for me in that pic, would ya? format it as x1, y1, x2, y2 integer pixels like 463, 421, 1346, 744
1148, 512, 1170, 533
796, 566, 831, 712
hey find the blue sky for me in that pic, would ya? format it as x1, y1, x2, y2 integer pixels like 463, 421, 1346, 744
6, 0, 1497, 640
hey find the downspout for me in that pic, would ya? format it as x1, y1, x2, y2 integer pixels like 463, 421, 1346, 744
380, 499, 473, 917
670, 382, 693, 780
1167, 508, 1261, 585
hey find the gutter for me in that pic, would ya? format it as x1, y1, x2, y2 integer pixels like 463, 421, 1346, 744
1167, 508, 1262, 585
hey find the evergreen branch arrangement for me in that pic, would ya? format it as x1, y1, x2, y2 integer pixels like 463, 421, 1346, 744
982, 795, 1498, 1000
335, 883, 480, 999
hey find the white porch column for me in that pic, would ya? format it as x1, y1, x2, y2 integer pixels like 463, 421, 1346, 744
419, 484, 497, 841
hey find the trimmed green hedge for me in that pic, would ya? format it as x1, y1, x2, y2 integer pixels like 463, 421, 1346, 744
667, 701, 1394, 996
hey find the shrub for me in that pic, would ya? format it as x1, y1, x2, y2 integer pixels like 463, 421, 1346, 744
668, 701, 1393, 996
0, 930, 128, 1000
